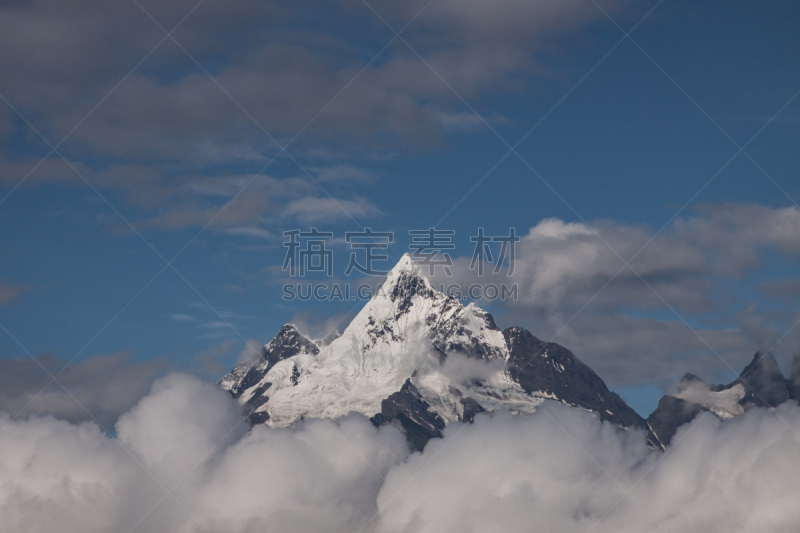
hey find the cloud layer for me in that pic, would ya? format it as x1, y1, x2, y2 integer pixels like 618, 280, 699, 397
0, 0, 623, 230
438, 204, 800, 389
0, 352, 165, 428
2, 373, 800, 533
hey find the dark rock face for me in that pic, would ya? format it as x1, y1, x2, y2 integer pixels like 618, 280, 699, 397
220, 324, 319, 423
388, 270, 436, 315
459, 397, 486, 423
229, 324, 319, 400
369, 327, 659, 450
432, 305, 504, 361
676, 373, 707, 391
247, 411, 271, 425
646, 396, 707, 447
370, 379, 446, 451
733, 351, 791, 408
790, 354, 800, 400
503, 327, 654, 439
647, 351, 798, 447
219, 257, 798, 453
242, 383, 271, 412
222, 323, 660, 450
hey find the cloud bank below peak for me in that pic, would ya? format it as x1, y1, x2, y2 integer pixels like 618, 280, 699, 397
3, 372, 800, 532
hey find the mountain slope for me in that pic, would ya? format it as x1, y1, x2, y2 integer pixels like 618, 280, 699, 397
220, 254, 654, 449
504, 327, 650, 433
220, 323, 320, 424
647, 351, 797, 446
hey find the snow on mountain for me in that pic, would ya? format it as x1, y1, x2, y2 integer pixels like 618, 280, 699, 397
647, 351, 798, 446
221, 253, 654, 449
220, 323, 320, 424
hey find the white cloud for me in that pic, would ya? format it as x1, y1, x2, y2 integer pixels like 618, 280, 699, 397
283, 196, 384, 224
115, 374, 247, 489
376, 403, 800, 533
222, 226, 278, 240
2, 375, 800, 532
438, 204, 800, 389
289, 309, 356, 342
0, 352, 165, 428
0, 0, 624, 227
236, 339, 263, 363
0, 374, 409, 533
440, 351, 500, 384
505, 204, 800, 312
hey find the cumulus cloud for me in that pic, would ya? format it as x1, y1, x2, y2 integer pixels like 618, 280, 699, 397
0, 352, 165, 428
115, 374, 248, 489
1, 374, 800, 532
376, 403, 800, 533
0, 373, 409, 533
436, 204, 800, 389
500, 204, 800, 313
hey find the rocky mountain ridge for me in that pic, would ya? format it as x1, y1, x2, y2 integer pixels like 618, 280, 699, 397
647, 350, 800, 445
220, 254, 658, 449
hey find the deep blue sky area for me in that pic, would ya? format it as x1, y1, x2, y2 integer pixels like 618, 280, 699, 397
1, 0, 798, 417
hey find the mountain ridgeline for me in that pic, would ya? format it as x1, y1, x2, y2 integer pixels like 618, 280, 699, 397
647, 350, 800, 446
219, 254, 792, 450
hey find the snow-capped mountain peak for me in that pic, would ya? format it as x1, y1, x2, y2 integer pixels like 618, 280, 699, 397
221, 254, 655, 449
226, 254, 511, 429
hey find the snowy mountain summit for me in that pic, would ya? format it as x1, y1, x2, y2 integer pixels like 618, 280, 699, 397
221, 254, 653, 449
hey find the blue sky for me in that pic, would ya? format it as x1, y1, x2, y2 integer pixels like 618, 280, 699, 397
0, 0, 798, 417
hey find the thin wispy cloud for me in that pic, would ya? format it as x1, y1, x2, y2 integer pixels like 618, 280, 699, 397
0, 281, 29, 306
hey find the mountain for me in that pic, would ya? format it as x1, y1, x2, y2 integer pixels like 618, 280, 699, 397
647, 351, 797, 446
219, 323, 320, 425
220, 254, 656, 450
